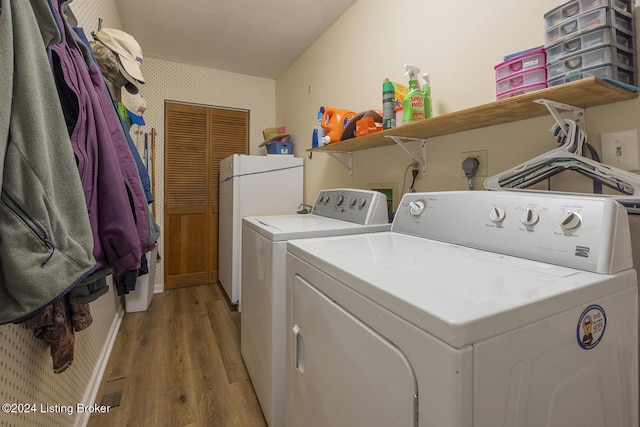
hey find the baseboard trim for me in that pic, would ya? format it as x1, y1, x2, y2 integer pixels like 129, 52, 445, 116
74, 303, 125, 427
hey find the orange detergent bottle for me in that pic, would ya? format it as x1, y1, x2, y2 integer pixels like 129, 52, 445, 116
320, 107, 356, 144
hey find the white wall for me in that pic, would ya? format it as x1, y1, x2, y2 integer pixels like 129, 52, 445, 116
277, 0, 640, 209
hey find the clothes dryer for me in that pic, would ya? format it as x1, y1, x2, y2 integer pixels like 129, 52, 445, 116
286, 191, 638, 427
241, 189, 391, 427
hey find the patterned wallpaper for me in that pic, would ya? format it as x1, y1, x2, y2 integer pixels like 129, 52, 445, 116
68, 0, 122, 33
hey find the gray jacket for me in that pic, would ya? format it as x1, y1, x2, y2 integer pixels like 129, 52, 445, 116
0, 0, 96, 323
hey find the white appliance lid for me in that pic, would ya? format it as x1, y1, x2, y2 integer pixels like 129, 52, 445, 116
287, 232, 636, 349
243, 214, 390, 241
220, 154, 303, 181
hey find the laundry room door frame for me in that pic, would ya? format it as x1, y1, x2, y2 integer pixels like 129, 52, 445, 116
164, 101, 248, 289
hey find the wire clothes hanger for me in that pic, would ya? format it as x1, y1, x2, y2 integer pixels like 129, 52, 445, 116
484, 118, 640, 202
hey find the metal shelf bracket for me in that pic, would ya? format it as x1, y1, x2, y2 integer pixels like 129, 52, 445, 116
326, 151, 353, 176
385, 136, 427, 175
534, 98, 585, 136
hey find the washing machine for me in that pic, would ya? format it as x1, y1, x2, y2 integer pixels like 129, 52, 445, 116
285, 190, 638, 427
241, 188, 391, 427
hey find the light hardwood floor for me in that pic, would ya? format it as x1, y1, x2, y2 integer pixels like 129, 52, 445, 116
88, 284, 266, 427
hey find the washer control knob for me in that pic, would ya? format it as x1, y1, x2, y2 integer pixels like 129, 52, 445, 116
409, 200, 426, 217
349, 197, 357, 207
489, 206, 506, 223
559, 211, 581, 230
520, 208, 539, 226
359, 198, 367, 208
336, 195, 344, 206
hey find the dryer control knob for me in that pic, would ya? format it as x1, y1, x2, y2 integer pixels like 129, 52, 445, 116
489, 206, 506, 223
336, 195, 344, 206
559, 211, 581, 230
409, 200, 426, 217
520, 208, 539, 226
349, 197, 357, 207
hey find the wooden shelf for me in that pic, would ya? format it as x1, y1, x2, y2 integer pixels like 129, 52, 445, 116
308, 77, 638, 153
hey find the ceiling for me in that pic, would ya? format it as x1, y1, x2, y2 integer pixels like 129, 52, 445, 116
114, 0, 357, 79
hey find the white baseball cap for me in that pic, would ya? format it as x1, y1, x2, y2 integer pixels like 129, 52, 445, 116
121, 86, 147, 125
95, 28, 145, 85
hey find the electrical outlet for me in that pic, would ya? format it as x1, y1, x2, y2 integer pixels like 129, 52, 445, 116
412, 164, 423, 179
601, 129, 640, 171
460, 150, 488, 177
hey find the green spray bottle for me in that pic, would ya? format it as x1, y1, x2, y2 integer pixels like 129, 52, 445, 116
402, 64, 425, 124
422, 73, 432, 119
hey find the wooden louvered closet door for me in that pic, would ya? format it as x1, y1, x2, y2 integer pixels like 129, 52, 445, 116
165, 103, 248, 289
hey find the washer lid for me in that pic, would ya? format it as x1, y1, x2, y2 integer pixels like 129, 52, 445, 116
287, 232, 636, 349
243, 214, 390, 241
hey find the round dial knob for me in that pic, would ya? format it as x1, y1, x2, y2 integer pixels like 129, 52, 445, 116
349, 197, 357, 207
520, 208, 539, 226
409, 200, 426, 217
359, 198, 367, 208
318, 195, 325, 204
489, 206, 506, 223
335, 195, 344, 206
559, 211, 581, 230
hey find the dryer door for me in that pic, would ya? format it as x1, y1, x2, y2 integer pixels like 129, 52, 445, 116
288, 276, 418, 427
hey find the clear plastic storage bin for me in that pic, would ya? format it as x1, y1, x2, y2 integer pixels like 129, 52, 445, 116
545, 7, 634, 46
546, 26, 634, 63
496, 67, 547, 95
546, 45, 634, 79
545, 0, 634, 29
547, 63, 636, 86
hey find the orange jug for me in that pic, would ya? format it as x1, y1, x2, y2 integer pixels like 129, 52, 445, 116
320, 107, 356, 144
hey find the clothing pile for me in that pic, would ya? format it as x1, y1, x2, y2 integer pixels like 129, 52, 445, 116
0, 0, 159, 373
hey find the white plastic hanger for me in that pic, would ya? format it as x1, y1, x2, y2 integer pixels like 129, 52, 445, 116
485, 118, 640, 198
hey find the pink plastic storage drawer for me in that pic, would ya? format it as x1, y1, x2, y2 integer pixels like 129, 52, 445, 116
495, 48, 547, 80
496, 83, 547, 101
496, 67, 547, 95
